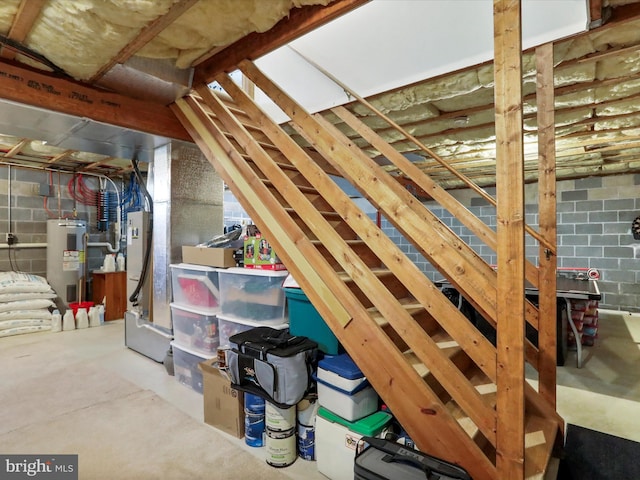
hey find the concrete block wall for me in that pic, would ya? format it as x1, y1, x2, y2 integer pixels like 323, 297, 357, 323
0, 166, 118, 278
379, 173, 640, 313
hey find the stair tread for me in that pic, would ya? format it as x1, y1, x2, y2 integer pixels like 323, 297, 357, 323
367, 297, 424, 326
524, 414, 559, 480
284, 206, 341, 218
403, 330, 460, 378
263, 179, 317, 194
311, 239, 366, 246
444, 366, 497, 438
337, 267, 392, 281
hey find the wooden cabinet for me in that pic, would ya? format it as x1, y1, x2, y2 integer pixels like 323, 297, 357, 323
92, 271, 127, 321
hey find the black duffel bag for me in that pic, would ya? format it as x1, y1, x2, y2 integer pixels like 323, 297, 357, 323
227, 326, 318, 408
355, 437, 472, 480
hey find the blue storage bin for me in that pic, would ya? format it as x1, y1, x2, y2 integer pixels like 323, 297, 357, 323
284, 287, 342, 355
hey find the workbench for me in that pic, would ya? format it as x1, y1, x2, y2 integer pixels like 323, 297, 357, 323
436, 276, 601, 368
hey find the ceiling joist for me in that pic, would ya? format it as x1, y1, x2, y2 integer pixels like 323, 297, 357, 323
0, 0, 47, 61
89, 0, 201, 83
0, 61, 190, 142
193, 0, 369, 84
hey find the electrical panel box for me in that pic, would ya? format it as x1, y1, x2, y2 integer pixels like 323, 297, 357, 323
126, 211, 151, 317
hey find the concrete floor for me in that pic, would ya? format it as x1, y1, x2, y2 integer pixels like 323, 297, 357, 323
548, 309, 640, 442
1, 308, 638, 479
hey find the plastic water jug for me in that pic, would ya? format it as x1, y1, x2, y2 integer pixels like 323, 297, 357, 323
76, 308, 89, 329
103, 254, 116, 272
116, 253, 125, 272
62, 309, 75, 331
51, 310, 62, 333
89, 306, 101, 327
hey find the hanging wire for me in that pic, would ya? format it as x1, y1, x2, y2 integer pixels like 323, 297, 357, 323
0, 34, 67, 76
9, 245, 21, 273
128, 153, 153, 305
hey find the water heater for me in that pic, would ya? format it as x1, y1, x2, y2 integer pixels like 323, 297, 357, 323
46, 219, 87, 309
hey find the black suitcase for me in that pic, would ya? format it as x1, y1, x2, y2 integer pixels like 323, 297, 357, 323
354, 437, 472, 480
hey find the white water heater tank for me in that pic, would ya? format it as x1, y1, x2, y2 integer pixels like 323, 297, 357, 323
46, 219, 87, 309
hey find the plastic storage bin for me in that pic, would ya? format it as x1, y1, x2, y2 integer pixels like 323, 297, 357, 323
171, 341, 211, 394
316, 407, 391, 480
218, 314, 289, 348
284, 287, 341, 355
316, 356, 378, 422
170, 303, 219, 356
170, 263, 221, 309
219, 267, 288, 323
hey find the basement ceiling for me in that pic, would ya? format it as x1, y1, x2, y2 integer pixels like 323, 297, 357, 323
0, 0, 346, 173
0, 0, 639, 188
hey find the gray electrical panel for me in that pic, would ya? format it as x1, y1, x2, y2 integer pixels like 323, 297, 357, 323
126, 211, 151, 317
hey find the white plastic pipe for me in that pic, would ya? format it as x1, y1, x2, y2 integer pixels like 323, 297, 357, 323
0, 243, 47, 249
87, 241, 119, 253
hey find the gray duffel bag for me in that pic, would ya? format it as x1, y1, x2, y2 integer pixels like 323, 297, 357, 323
227, 326, 318, 408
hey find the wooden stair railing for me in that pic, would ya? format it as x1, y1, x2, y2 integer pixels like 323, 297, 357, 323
171, 61, 563, 480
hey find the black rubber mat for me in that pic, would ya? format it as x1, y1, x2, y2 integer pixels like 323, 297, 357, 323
558, 424, 640, 479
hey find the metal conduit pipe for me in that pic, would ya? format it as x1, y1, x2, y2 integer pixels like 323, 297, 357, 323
7, 165, 11, 234
1, 160, 122, 253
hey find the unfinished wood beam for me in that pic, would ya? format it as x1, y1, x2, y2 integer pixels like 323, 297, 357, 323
331, 105, 540, 288
494, 1, 526, 478
89, 0, 200, 82
81, 157, 117, 172
193, 0, 368, 83
0, 60, 190, 142
588, 0, 604, 27
4, 138, 29, 158
535, 43, 558, 408
45, 149, 74, 165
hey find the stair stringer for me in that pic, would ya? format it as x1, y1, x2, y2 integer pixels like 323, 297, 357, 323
196, 83, 500, 444
238, 59, 543, 368
173, 65, 563, 479
172, 95, 499, 480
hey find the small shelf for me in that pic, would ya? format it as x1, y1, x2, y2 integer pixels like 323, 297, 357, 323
92, 270, 127, 321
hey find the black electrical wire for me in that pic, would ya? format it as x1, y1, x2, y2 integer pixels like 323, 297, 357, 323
7, 247, 15, 272
128, 153, 153, 305
0, 34, 68, 76
10, 246, 21, 273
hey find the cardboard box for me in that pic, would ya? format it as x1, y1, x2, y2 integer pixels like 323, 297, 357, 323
198, 359, 244, 438
182, 246, 237, 268
243, 233, 284, 269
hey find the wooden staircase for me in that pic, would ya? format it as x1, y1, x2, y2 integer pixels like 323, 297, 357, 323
171, 57, 564, 480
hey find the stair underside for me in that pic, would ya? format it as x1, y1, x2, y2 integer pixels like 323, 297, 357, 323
172, 66, 562, 480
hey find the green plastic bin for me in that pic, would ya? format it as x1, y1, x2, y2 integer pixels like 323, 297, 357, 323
284, 287, 342, 355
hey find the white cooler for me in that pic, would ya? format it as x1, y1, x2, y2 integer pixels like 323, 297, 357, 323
316, 353, 378, 422
316, 406, 391, 480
